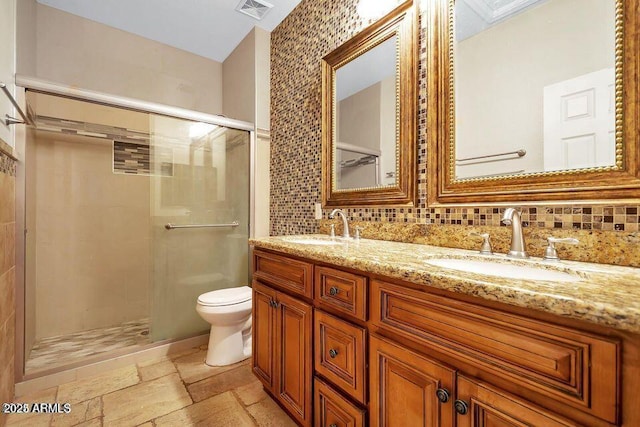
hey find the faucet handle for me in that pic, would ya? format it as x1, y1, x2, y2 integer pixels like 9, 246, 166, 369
329, 224, 335, 238
354, 226, 363, 240
470, 232, 493, 255
543, 237, 579, 261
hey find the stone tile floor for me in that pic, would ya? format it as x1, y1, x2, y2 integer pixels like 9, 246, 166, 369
6, 345, 296, 427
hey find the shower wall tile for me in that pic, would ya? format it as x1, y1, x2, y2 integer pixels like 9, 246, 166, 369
31, 135, 151, 340
0, 149, 16, 424
269, 0, 640, 259
113, 141, 173, 177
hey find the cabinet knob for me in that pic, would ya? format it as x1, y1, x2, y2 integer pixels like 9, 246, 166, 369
329, 424, 338, 427
329, 349, 338, 358
329, 286, 340, 296
435, 388, 450, 403
454, 399, 469, 415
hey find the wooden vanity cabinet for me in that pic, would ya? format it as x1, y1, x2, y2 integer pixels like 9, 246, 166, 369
252, 279, 313, 427
369, 333, 579, 427
370, 279, 621, 426
252, 248, 634, 427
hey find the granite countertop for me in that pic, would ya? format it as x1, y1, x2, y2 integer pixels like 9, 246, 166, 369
250, 234, 640, 334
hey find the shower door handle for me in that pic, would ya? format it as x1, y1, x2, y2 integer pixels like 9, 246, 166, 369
164, 221, 239, 230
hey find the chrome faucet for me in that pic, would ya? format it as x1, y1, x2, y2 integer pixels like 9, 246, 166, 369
329, 208, 350, 239
501, 208, 529, 258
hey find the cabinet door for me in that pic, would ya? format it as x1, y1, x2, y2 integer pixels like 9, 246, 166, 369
370, 335, 456, 427
276, 291, 313, 427
456, 376, 579, 427
252, 281, 276, 389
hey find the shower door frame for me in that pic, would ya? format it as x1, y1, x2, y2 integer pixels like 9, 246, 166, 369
13, 75, 257, 382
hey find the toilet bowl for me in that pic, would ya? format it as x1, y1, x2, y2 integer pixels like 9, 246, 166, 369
196, 286, 252, 366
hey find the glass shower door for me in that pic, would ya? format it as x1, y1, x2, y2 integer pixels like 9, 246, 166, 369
149, 115, 250, 341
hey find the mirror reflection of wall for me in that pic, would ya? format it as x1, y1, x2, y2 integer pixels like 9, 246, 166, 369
335, 35, 397, 190
454, 0, 616, 180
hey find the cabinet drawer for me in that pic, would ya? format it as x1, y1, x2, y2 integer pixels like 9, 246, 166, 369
315, 309, 367, 404
456, 375, 579, 427
253, 250, 313, 298
315, 266, 367, 321
314, 378, 365, 427
372, 280, 620, 424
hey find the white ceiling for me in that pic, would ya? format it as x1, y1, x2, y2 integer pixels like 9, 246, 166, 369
36, 0, 302, 62
456, 0, 547, 40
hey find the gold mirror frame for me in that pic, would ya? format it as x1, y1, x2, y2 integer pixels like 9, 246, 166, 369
427, 0, 640, 205
322, 0, 417, 207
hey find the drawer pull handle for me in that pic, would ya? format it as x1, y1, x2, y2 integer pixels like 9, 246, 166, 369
436, 388, 450, 403
454, 399, 469, 415
329, 287, 340, 296
329, 349, 339, 358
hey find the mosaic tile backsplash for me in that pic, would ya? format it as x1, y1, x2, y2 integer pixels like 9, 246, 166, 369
270, 0, 640, 246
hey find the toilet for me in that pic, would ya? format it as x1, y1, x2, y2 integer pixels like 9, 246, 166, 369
196, 286, 252, 366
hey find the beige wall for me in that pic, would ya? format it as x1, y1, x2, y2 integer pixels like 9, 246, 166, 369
338, 83, 381, 189
456, 0, 614, 178
28, 132, 151, 340
16, 0, 36, 76
336, 75, 396, 189
0, 0, 16, 148
223, 30, 256, 124
31, 4, 223, 114
223, 27, 271, 237
379, 76, 395, 186
255, 28, 271, 130
0, 148, 16, 424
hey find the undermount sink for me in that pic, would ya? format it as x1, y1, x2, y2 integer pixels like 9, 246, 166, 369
424, 258, 580, 282
283, 237, 342, 246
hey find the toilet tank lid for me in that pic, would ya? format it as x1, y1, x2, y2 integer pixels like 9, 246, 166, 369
198, 286, 252, 306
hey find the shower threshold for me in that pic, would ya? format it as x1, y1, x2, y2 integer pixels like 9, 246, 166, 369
25, 319, 151, 374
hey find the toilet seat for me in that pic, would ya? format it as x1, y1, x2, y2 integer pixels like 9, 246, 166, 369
197, 286, 252, 307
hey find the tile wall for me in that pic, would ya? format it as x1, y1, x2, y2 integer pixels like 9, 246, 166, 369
269, 0, 640, 260
0, 141, 16, 426
27, 133, 151, 340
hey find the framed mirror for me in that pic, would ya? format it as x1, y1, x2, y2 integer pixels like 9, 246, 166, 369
322, 0, 417, 207
427, 0, 640, 205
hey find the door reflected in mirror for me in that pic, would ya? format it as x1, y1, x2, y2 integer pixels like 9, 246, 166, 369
454, 0, 616, 180
335, 36, 398, 190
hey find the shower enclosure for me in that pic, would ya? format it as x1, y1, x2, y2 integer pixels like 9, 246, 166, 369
16, 81, 253, 378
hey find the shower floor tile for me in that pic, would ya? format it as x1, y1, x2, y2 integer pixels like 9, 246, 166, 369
25, 319, 151, 373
